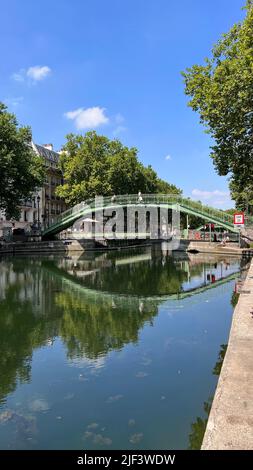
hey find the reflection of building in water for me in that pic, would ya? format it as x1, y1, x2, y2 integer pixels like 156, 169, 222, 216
57, 253, 113, 278
0, 261, 54, 316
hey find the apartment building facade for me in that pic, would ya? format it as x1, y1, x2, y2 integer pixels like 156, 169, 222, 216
0, 142, 66, 234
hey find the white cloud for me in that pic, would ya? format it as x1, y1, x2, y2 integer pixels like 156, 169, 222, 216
112, 113, 126, 135
113, 125, 127, 136
64, 106, 109, 130
115, 113, 125, 124
191, 189, 232, 209
27, 65, 51, 81
4, 96, 24, 107
165, 154, 172, 160
192, 189, 228, 200
69, 356, 106, 370
11, 65, 51, 83
12, 70, 25, 82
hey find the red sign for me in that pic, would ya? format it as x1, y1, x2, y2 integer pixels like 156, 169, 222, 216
233, 213, 245, 225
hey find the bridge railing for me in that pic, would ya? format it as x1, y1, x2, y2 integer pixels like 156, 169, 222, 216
51, 194, 234, 223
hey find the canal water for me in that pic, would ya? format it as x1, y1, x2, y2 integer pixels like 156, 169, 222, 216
0, 247, 244, 449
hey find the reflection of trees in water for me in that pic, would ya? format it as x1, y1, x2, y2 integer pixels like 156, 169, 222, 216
0, 252, 239, 424
0, 260, 157, 405
188, 398, 212, 450
0, 283, 34, 405
231, 292, 240, 308
57, 291, 157, 359
0, 267, 63, 405
188, 343, 228, 449
212, 344, 227, 376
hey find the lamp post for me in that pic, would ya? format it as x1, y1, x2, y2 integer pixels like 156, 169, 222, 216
37, 195, 41, 229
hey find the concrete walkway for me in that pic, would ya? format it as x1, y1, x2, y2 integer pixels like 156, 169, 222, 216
202, 260, 253, 449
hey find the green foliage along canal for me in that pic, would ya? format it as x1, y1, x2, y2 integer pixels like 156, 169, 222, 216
0, 247, 244, 449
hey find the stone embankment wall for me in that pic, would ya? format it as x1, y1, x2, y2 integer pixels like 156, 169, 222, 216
0, 239, 95, 254
202, 260, 253, 450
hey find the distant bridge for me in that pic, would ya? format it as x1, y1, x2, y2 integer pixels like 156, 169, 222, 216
42, 194, 249, 238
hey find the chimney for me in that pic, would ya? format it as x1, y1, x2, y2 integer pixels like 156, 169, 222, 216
43, 143, 53, 151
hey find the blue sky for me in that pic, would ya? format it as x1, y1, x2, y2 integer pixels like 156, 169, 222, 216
0, 0, 246, 208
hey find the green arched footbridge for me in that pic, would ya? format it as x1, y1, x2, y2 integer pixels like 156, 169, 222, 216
42, 194, 248, 238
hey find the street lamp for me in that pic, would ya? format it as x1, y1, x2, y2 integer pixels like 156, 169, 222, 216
37, 195, 41, 229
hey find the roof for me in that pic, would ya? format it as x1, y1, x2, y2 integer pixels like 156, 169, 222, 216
34, 143, 59, 163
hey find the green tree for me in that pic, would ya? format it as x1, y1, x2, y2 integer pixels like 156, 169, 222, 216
0, 103, 45, 219
182, 2, 253, 211
56, 131, 181, 205
156, 176, 181, 194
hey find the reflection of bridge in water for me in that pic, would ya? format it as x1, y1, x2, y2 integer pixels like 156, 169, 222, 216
45, 260, 240, 314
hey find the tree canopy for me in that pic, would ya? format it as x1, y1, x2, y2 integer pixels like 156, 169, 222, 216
0, 103, 44, 219
56, 131, 181, 205
182, 2, 253, 211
